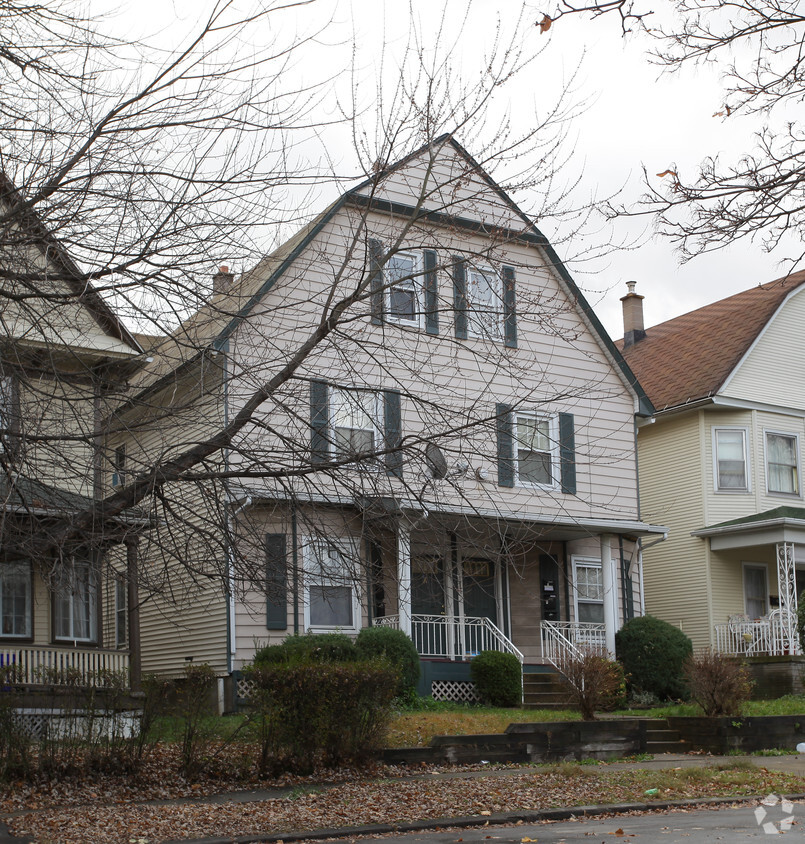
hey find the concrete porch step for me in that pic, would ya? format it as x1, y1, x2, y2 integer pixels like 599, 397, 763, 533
644, 719, 687, 754
522, 670, 572, 709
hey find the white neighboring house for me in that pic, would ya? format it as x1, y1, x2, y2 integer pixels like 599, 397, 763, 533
120, 137, 665, 707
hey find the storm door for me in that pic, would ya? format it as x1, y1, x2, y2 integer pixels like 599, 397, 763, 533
411, 556, 446, 656
462, 557, 497, 656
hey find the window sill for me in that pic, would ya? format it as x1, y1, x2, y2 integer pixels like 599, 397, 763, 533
714, 488, 751, 494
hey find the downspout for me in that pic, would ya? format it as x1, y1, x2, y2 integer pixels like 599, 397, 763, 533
220, 339, 236, 676
292, 505, 299, 634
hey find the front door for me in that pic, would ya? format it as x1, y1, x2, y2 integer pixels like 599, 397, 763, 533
462, 557, 497, 655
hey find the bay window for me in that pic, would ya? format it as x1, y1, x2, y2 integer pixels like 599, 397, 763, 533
766, 431, 799, 495
714, 428, 749, 491
54, 560, 97, 642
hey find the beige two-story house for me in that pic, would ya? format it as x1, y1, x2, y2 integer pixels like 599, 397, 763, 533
119, 137, 665, 705
619, 273, 805, 691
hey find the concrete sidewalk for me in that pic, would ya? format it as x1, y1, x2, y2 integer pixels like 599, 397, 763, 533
2, 753, 805, 844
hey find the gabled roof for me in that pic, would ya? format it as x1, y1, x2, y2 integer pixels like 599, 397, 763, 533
617, 271, 805, 412
130, 136, 652, 415
0, 172, 144, 358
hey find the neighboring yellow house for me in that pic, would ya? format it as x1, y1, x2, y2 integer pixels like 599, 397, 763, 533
619, 273, 805, 692
0, 174, 148, 695
119, 138, 665, 707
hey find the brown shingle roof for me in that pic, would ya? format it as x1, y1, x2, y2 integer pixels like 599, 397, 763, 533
617, 270, 805, 412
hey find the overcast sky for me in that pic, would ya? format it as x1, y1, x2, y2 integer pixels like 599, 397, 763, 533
109, 0, 798, 340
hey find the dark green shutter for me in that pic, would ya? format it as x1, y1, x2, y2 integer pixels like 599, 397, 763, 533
424, 250, 439, 335
559, 412, 576, 495
496, 403, 514, 488
502, 265, 517, 349
384, 389, 403, 478
310, 380, 329, 466
265, 533, 288, 630
452, 256, 467, 340
369, 239, 384, 325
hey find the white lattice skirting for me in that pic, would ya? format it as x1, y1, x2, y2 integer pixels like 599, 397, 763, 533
8, 708, 139, 740
236, 676, 257, 701
431, 680, 480, 703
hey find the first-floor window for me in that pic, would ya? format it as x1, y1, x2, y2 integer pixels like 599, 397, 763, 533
305, 540, 360, 631
54, 561, 97, 642
0, 562, 31, 638
743, 564, 768, 619
515, 413, 557, 486
766, 432, 799, 495
115, 576, 127, 649
574, 558, 604, 623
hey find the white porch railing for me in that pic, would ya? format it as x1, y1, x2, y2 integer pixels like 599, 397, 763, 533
715, 612, 802, 657
541, 620, 607, 670
0, 646, 130, 687
374, 614, 524, 663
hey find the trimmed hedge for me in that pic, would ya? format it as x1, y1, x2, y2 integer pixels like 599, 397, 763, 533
253, 633, 358, 665
470, 651, 521, 707
356, 626, 420, 697
616, 615, 692, 700
245, 660, 398, 772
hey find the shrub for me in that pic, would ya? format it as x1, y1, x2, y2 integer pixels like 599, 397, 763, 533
175, 663, 217, 778
355, 626, 420, 697
470, 651, 521, 707
615, 615, 692, 700
559, 652, 626, 720
253, 632, 358, 665
684, 650, 754, 716
245, 660, 397, 772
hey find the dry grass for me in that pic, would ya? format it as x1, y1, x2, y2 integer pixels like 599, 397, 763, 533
386, 707, 578, 748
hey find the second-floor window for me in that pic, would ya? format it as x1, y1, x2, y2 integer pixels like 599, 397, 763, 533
766, 431, 799, 495
515, 413, 557, 487
714, 428, 749, 491
112, 444, 127, 487
330, 388, 380, 461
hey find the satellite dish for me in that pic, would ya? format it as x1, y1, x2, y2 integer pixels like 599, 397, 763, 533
425, 443, 448, 479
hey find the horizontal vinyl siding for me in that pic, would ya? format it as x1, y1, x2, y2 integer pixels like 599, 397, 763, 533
638, 412, 712, 648
723, 287, 805, 409
229, 206, 641, 528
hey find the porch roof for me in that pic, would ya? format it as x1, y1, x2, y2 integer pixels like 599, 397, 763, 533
692, 506, 805, 551
0, 475, 150, 526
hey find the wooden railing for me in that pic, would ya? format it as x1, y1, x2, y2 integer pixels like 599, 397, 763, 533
541, 620, 607, 670
0, 646, 130, 687
374, 614, 524, 663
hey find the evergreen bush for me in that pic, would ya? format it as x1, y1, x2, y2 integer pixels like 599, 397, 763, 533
470, 651, 521, 707
355, 626, 420, 697
615, 615, 692, 700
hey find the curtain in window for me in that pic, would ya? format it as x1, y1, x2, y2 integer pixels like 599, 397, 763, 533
54, 562, 96, 641
744, 566, 767, 619
716, 430, 747, 489
767, 433, 798, 494
576, 564, 604, 623
0, 563, 31, 637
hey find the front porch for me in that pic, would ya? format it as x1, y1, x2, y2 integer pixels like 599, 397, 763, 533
1, 644, 130, 686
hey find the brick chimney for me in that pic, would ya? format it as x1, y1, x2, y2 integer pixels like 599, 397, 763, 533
621, 280, 646, 348
212, 265, 234, 295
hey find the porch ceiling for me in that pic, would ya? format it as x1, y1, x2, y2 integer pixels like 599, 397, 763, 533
692, 507, 805, 551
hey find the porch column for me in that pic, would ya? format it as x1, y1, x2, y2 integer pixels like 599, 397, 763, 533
776, 541, 798, 652
125, 536, 142, 693
600, 533, 618, 657
397, 525, 412, 636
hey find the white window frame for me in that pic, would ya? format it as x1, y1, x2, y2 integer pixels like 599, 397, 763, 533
764, 429, 801, 497
466, 265, 503, 340
572, 556, 605, 624
514, 411, 559, 489
53, 559, 98, 644
385, 251, 422, 328
303, 538, 362, 634
742, 562, 769, 619
0, 561, 32, 639
329, 387, 382, 467
712, 427, 750, 493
